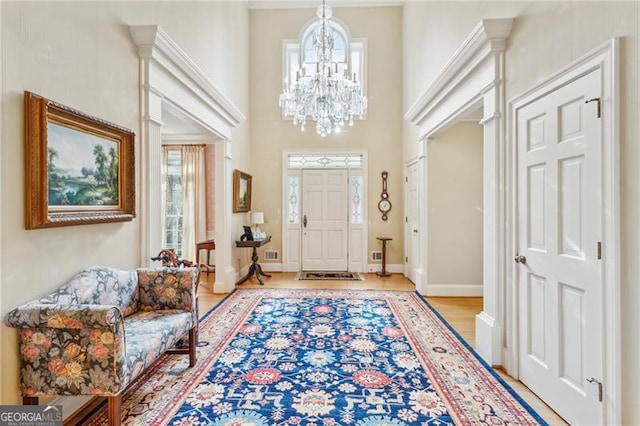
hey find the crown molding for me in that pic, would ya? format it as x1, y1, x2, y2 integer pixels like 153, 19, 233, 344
404, 18, 513, 126
130, 25, 246, 129
248, 0, 403, 9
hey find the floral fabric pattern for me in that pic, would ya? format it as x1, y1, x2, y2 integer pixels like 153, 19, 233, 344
4, 267, 198, 398
42, 267, 139, 317
137, 268, 198, 324
124, 311, 193, 381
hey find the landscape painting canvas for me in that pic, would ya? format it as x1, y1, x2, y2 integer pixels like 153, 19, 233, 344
233, 169, 252, 213
47, 122, 119, 208
24, 91, 135, 229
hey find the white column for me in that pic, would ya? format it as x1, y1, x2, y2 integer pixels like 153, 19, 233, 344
139, 53, 164, 266
475, 80, 505, 365
214, 140, 235, 292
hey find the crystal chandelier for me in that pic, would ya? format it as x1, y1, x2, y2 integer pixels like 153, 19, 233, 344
278, 0, 367, 137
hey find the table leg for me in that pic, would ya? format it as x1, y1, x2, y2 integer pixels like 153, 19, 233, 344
236, 246, 271, 285
256, 263, 271, 278
376, 239, 392, 277
236, 263, 254, 286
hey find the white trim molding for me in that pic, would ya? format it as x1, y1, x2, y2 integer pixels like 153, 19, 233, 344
248, 1, 404, 9
405, 18, 513, 133
508, 39, 620, 425
425, 284, 484, 297
403, 18, 513, 366
130, 25, 245, 137
129, 25, 245, 293
366, 263, 404, 274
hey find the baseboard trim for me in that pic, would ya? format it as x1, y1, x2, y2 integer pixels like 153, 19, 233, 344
423, 283, 483, 297
366, 263, 403, 274
260, 263, 283, 272
476, 311, 503, 365
262, 264, 404, 274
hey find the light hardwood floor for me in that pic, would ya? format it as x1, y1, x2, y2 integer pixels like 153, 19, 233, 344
197, 271, 568, 425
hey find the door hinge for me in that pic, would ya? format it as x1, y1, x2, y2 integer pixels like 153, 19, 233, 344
405, 176, 408, 183
405, 256, 408, 263
587, 377, 603, 402
597, 241, 602, 260
585, 97, 601, 118
405, 216, 408, 223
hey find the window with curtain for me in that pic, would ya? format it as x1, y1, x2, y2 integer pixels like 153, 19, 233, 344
163, 149, 183, 256
161, 145, 206, 261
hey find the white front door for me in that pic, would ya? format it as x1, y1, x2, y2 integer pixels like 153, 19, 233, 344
516, 68, 603, 425
302, 169, 349, 271
405, 161, 420, 283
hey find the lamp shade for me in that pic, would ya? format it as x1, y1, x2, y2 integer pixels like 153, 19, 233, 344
250, 212, 264, 225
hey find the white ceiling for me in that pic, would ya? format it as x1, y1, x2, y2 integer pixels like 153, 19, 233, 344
162, 104, 210, 140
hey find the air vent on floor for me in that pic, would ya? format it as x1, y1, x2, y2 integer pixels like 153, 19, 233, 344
371, 251, 382, 261
264, 250, 279, 260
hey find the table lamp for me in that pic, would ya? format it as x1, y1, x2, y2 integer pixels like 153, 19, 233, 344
250, 211, 264, 238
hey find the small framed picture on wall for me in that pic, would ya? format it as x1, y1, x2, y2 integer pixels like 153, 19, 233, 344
233, 169, 252, 213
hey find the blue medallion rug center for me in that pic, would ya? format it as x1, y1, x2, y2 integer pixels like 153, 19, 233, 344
176, 295, 449, 425
90, 289, 547, 425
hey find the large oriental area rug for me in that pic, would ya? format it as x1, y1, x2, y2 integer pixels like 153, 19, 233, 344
91, 289, 546, 425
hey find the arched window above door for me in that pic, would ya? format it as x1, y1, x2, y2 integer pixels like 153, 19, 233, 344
283, 17, 367, 98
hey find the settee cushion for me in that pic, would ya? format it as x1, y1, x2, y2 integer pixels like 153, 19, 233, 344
123, 310, 193, 382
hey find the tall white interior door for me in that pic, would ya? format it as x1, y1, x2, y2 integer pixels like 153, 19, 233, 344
405, 162, 420, 283
302, 169, 348, 271
516, 68, 603, 425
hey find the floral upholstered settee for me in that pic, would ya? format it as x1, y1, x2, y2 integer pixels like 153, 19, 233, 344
4, 266, 199, 426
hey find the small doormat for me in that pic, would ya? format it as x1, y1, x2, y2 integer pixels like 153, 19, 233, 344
296, 271, 363, 281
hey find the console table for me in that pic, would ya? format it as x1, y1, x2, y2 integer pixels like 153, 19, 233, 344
235, 236, 272, 285
196, 239, 216, 274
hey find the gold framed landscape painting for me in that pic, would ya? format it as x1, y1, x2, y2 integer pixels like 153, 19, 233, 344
24, 91, 136, 229
233, 169, 252, 213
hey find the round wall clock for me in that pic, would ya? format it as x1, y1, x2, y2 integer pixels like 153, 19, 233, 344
378, 171, 391, 220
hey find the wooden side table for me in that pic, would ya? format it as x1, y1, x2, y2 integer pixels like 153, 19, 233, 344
235, 236, 272, 285
196, 239, 216, 274
376, 237, 392, 277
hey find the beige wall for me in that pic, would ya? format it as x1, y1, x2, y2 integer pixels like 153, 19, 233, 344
249, 6, 404, 266
0, 1, 249, 404
427, 122, 483, 287
403, 1, 639, 421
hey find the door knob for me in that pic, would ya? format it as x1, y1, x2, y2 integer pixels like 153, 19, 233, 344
514, 254, 527, 264
303, 214, 307, 228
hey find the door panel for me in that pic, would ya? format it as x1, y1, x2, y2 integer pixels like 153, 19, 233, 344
517, 69, 602, 425
302, 169, 348, 271
405, 162, 420, 283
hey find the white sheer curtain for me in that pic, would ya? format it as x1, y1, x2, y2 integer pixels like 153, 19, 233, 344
180, 145, 206, 262
160, 146, 170, 248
